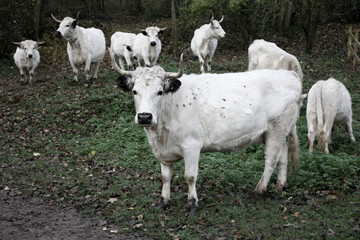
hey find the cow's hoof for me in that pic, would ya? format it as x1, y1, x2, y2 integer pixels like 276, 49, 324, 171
156, 197, 168, 209
246, 191, 263, 201
187, 199, 198, 215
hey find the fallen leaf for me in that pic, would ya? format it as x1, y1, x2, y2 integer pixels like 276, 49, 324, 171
107, 198, 118, 204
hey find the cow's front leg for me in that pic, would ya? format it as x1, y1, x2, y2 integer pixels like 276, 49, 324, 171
69, 60, 79, 82
19, 68, 26, 83
196, 51, 205, 73
144, 57, 152, 67
160, 163, 173, 207
184, 150, 200, 214
85, 55, 92, 81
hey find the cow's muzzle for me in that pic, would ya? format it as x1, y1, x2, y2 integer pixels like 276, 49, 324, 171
150, 41, 156, 46
28, 54, 33, 58
137, 113, 152, 125
55, 31, 62, 38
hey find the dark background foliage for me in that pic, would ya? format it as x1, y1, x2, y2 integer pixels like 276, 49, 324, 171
0, 0, 359, 58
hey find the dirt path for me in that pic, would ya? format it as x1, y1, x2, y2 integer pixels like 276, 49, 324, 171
0, 190, 148, 240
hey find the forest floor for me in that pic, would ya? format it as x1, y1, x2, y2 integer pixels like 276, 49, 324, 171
0, 13, 357, 239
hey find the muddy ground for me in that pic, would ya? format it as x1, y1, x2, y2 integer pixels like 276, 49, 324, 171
0, 188, 149, 240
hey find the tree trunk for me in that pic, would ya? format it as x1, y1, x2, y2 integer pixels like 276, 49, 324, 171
171, 0, 178, 55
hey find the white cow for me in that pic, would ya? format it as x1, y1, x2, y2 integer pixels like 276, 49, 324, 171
306, 78, 356, 154
248, 39, 303, 81
51, 12, 106, 82
132, 26, 165, 67
109, 32, 137, 70
13, 40, 44, 84
191, 14, 226, 73
111, 55, 302, 213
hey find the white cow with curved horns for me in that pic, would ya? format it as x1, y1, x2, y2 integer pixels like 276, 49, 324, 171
51, 11, 106, 82
191, 12, 226, 73
111, 55, 302, 213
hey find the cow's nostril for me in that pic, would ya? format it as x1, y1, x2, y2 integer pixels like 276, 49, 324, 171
55, 31, 62, 38
138, 113, 152, 124
150, 41, 156, 46
28, 54, 33, 58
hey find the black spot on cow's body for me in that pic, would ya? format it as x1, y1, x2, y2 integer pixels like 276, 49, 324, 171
222, 99, 226, 101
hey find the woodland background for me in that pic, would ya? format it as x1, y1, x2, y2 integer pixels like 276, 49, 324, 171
0, 0, 359, 59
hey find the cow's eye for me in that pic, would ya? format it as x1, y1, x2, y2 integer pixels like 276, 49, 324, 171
66, 25, 70, 27
157, 91, 163, 96
133, 90, 137, 95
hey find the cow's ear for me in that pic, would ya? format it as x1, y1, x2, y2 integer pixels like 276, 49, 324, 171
116, 76, 134, 92
164, 78, 181, 94
141, 31, 148, 36
159, 28, 166, 35
72, 20, 77, 28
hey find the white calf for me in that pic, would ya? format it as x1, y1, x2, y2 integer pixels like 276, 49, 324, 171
306, 78, 356, 154
13, 40, 44, 84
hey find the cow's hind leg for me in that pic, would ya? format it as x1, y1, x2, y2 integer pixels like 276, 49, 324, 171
92, 61, 101, 81
276, 142, 288, 192
345, 119, 356, 143
254, 136, 283, 194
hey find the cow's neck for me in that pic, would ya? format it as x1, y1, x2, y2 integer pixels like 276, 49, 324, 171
199, 26, 214, 50
68, 27, 80, 47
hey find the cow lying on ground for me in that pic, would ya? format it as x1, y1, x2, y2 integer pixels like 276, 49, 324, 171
248, 39, 303, 82
51, 11, 106, 82
13, 40, 44, 84
191, 13, 226, 73
112, 55, 302, 213
109, 32, 137, 70
131, 26, 165, 67
306, 78, 356, 154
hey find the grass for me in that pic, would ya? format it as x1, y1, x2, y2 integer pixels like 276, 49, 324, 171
1, 47, 360, 239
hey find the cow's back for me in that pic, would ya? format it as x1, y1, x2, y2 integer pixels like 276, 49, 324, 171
171, 70, 301, 151
69, 27, 105, 63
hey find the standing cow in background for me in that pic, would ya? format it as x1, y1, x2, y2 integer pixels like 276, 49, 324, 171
13, 40, 44, 84
111, 54, 302, 213
51, 11, 106, 82
248, 39, 303, 82
132, 26, 165, 67
109, 32, 137, 70
306, 78, 356, 154
191, 13, 226, 73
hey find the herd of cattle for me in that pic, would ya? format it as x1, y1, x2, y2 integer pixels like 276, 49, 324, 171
12, 12, 356, 212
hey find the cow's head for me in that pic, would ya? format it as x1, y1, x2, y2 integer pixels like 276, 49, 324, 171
141, 26, 165, 47
51, 11, 80, 41
13, 40, 44, 58
112, 54, 184, 127
210, 13, 226, 39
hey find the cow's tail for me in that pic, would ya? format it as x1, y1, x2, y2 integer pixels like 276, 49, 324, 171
288, 124, 299, 175
315, 82, 325, 151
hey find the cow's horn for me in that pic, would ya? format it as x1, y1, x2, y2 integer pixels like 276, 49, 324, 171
210, 11, 214, 22
219, 15, 224, 23
110, 48, 133, 78
51, 14, 62, 23
75, 11, 81, 21
165, 53, 184, 79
